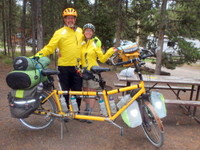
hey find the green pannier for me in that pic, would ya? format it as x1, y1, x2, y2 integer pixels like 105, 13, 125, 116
6, 56, 50, 89
6, 69, 47, 89
13, 56, 50, 71
6, 56, 51, 118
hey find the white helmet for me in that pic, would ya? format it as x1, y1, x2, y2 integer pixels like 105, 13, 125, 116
83, 23, 95, 32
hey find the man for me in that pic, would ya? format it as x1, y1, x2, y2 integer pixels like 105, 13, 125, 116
36, 8, 83, 111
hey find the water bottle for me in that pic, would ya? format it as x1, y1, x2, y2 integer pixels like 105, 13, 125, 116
99, 99, 107, 116
71, 96, 79, 113
60, 95, 68, 112
37, 82, 43, 93
117, 94, 131, 109
109, 96, 117, 113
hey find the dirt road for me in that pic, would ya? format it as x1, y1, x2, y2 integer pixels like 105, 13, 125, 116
0, 62, 200, 150
145, 61, 200, 78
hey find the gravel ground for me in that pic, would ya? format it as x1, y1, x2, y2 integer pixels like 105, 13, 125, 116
0, 61, 200, 150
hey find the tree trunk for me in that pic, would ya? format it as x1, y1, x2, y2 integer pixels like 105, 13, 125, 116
36, 0, 43, 51
155, 0, 168, 75
8, 0, 15, 59
31, 0, 37, 54
2, 0, 7, 55
20, 0, 27, 55
114, 0, 122, 47
136, 20, 140, 44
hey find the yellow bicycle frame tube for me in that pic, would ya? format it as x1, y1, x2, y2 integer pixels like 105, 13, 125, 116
41, 81, 146, 122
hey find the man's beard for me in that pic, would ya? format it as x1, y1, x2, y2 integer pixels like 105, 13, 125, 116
67, 23, 75, 28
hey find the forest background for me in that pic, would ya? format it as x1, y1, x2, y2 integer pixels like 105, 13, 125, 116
0, 0, 200, 74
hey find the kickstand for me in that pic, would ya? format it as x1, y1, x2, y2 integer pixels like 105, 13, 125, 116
60, 118, 69, 139
107, 120, 124, 136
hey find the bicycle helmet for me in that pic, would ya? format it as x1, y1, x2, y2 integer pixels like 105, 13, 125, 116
83, 23, 95, 32
62, 8, 78, 17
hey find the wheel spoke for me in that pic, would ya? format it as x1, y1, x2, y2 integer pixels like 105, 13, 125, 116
141, 101, 164, 147
19, 92, 56, 130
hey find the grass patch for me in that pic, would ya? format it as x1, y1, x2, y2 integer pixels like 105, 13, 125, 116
3, 57, 13, 64
0, 53, 13, 64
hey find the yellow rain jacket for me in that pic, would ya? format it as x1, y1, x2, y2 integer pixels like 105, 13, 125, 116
81, 38, 115, 70
36, 26, 83, 66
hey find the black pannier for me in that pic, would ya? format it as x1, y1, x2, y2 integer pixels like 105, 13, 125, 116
7, 85, 42, 118
6, 69, 47, 89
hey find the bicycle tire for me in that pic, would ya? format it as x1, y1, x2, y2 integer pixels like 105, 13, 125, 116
19, 92, 57, 130
141, 101, 164, 147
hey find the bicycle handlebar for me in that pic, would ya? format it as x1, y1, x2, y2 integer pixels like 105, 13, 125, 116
115, 58, 139, 66
115, 49, 154, 66
140, 53, 154, 59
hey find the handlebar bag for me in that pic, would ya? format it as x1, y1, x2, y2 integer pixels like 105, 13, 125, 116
117, 50, 140, 67
117, 42, 139, 54
6, 69, 47, 89
7, 85, 41, 118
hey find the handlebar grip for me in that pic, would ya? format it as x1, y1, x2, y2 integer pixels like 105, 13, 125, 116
140, 54, 154, 59
115, 59, 134, 66
30, 56, 40, 61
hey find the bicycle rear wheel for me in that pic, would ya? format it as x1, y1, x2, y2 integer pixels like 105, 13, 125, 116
19, 92, 57, 130
141, 101, 164, 147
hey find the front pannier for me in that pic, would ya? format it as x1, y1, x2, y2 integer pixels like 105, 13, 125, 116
8, 85, 41, 118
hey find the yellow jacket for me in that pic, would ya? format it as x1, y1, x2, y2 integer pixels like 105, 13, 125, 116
81, 38, 115, 70
36, 26, 83, 66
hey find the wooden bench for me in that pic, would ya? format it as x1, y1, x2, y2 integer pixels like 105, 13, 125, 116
114, 82, 194, 98
117, 96, 200, 106
165, 99, 200, 106
114, 83, 193, 91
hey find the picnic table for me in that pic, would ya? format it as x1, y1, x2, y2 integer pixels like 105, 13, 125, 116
116, 73, 200, 123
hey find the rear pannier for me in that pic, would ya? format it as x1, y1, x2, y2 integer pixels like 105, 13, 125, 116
6, 56, 51, 118
13, 56, 50, 71
6, 69, 47, 89
6, 56, 50, 90
8, 85, 42, 118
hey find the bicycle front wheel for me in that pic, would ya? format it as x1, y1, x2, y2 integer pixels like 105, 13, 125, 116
19, 92, 57, 130
141, 101, 164, 147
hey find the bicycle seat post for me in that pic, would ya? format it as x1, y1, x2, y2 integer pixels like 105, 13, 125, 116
97, 73, 106, 90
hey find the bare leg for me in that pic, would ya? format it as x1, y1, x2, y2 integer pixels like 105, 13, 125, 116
82, 87, 97, 123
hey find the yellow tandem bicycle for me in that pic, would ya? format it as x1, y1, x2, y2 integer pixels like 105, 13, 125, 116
19, 54, 164, 147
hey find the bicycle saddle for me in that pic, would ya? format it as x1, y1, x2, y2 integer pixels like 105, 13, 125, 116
41, 68, 60, 76
91, 66, 111, 74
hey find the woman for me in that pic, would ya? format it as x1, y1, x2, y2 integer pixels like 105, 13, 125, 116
81, 23, 117, 123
